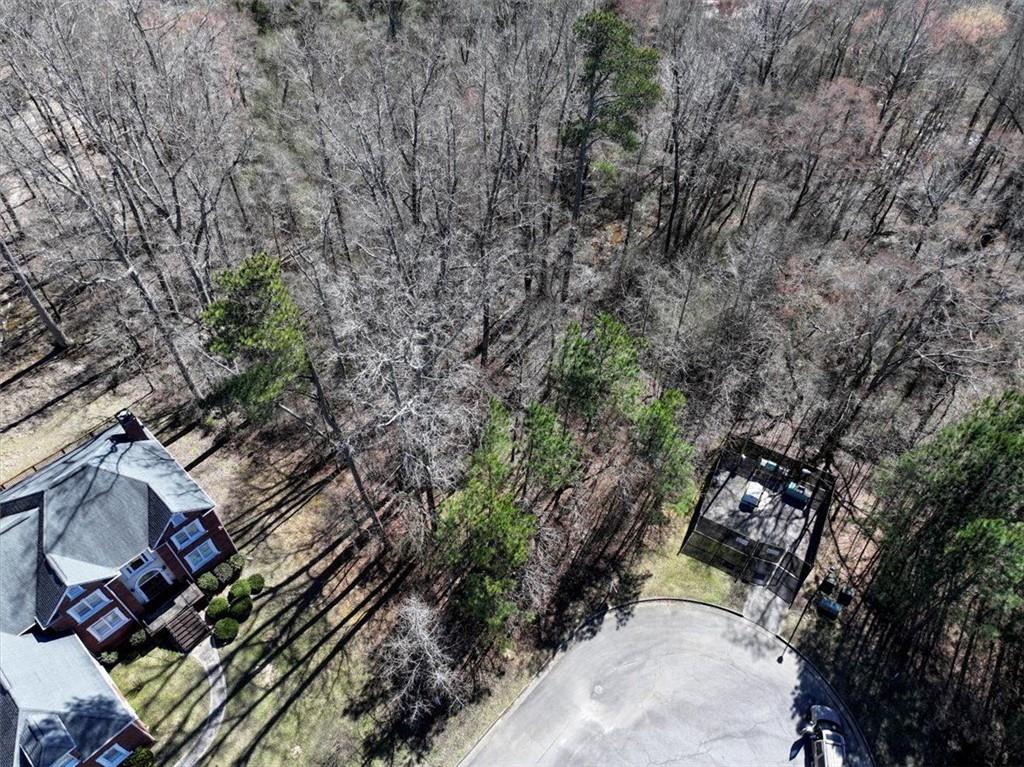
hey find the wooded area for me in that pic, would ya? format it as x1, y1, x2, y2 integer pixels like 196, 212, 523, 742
1, 0, 1022, 764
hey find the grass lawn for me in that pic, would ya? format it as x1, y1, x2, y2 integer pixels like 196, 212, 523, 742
636, 513, 742, 609
110, 648, 211, 764
206, 607, 373, 766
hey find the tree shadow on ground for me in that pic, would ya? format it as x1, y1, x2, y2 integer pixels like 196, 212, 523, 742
793, 615, 974, 767
345, 613, 529, 767
344, 539, 655, 766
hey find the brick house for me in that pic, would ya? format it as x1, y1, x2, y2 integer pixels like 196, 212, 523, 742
0, 632, 152, 767
0, 411, 237, 766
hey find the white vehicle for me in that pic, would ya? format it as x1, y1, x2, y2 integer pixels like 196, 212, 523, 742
807, 705, 847, 767
739, 480, 765, 511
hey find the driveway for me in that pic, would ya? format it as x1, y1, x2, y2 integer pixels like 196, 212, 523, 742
461, 600, 872, 767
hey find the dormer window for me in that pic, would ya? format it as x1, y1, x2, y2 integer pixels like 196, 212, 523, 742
52, 755, 81, 767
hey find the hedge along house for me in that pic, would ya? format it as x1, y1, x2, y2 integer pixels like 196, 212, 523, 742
0, 410, 236, 654
680, 437, 835, 605
0, 411, 237, 765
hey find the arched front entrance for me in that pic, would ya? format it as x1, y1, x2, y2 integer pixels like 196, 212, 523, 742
137, 569, 173, 604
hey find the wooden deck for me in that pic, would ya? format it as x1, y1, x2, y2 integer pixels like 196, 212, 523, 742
145, 583, 203, 633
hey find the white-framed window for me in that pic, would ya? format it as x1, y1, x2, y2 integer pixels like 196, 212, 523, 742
184, 539, 218, 572
171, 519, 204, 550
96, 743, 131, 767
53, 754, 80, 767
122, 551, 152, 575
67, 590, 111, 623
169, 512, 186, 527
87, 608, 130, 642
65, 584, 85, 601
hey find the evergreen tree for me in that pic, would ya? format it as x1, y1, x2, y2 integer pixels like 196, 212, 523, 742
523, 402, 582, 493
869, 390, 1024, 645
435, 400, 535, 639
202, 253, 308, 419
631, 388, 696, 509
552, 313, 641, 425
558, 8, 661, 299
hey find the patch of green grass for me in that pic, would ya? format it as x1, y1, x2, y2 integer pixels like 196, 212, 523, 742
201, 590, 374, 766
110, 648, 210, 764
637, 516, 741, 609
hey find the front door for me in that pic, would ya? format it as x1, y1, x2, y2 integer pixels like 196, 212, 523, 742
137, 570, 173, 604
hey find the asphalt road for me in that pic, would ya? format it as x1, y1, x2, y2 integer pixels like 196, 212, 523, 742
461, 600, 872, 767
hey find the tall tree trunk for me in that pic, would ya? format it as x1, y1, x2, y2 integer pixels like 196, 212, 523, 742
1, 238, 72, 350
307, 353, 385, 537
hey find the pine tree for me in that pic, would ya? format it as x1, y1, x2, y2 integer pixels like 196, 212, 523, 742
869, 390, 1024, 647
523, 402, 582, 493
552, 313, 641, 425
631, 388, 696, 509
202, 253, 308, 420
558, 9, 661, 300
435, 400, 535, 639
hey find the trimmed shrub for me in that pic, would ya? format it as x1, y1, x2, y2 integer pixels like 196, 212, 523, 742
129, 629, 148, 649
228, 579, 251, 602
124, 747, 156, 767
197, 572, 220, 594
213, 618, 239, 643
98, 650, 119, 666
247, 573, 265, 594
229, 596, 253, 621
213, 562, 235, 585
229, 553, 247, 572
206, 597, 230, 622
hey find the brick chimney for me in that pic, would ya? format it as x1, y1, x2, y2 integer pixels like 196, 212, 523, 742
115, 409, 148, 442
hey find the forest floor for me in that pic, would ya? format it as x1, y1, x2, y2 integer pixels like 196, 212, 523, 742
1, 293, 747, 766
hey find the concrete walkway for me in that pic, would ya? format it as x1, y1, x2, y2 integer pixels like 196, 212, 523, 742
742, 586, 789, 633
173, 638, 226, 767
461, 600, 872, 767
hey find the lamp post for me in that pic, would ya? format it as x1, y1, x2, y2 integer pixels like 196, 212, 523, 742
776, 567, 854, 664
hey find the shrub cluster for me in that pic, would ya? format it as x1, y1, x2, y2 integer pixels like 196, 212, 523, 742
210, 561, 261, 644
129, 629, 148, 649
213, 618, 239, 643
230, 596, 253, 621
124, 748, 155, 767
197, 572, 220, 594
228, 578, 251, 602
213, 562, 235, 585
206, 596, 230, 622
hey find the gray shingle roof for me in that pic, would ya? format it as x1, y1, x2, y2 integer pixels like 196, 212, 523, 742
0, 510, 61, 636
0, 415, 213, 632
0, 632, 139, 767
0, 690, 16, 767
0, 512, 39, 634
